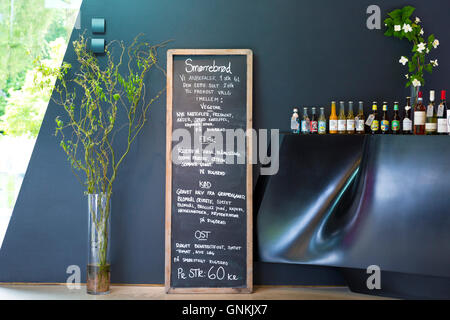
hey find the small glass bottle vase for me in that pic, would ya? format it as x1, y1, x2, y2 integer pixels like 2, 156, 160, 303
87, 193, 111, 295
411, 85, 421, 107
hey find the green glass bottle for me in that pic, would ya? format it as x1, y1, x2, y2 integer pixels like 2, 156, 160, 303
391, 102, 400, 134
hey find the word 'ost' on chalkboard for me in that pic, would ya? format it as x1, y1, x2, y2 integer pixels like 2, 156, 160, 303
165, 49, 253, 293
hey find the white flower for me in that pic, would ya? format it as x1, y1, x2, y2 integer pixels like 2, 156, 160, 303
399, 56, 409, 65
426, 48, 430, 54
403, 24, 413, 33
420, 28, 424, 35
417, 42, 426, 53
431, 59, 438, 67
432, 39, 440, 48
412, 79, 421, 87
394, 25, 402, 32
415, 17, 421, 24
405, 74, 409, 79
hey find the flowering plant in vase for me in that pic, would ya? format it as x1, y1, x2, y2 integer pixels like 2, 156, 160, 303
384, 5, 440, 103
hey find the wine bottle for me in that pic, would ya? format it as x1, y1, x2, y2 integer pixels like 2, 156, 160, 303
425, 90, 437, 135
437, 90, 448, 135
414, 91, 426, 135
447, 90, 450, 136
402, 97, 413, 134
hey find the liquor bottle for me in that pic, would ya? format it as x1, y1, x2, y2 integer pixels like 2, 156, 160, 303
437, 90, 448, 135
425, 90, 437, 135
402, 97, 413, 134
310, 107, 318, 134
347, 101, 355, 134
318, 107, 327, 134
291, 108, 300, 134
301, 107, 310, 134
338, 101, 347, 134
369, 102, 379, 134
391, 102, 400, 134
414, 91, 426, 135
355, 101, 365, 134
329, 101, 338, 134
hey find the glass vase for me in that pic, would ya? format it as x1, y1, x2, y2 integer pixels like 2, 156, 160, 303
411, 85, 421, 107
87, 193, 111, 295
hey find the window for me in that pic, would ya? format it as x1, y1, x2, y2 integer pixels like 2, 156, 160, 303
0, 0, 81, 247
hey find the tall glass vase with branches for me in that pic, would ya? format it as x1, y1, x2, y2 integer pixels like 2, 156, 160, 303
39, 34, 166, 294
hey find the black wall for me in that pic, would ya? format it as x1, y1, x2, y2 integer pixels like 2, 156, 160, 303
0, 0, 449, 284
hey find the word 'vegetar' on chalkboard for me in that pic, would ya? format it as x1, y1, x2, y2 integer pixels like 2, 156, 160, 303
165, 49, 253, 294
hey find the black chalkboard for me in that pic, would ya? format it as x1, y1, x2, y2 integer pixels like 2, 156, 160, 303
165, 49, 253, 293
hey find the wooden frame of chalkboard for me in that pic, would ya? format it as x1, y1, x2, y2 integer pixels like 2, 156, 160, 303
165, 49, 253, 294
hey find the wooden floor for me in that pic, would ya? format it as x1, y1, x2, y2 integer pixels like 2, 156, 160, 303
0, 284, 390, 300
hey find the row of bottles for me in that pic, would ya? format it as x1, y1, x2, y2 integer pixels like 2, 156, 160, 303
290, 107, 328, 134
290, 90, 448, 135
367, 101, 403, 134
329, 101, 364, 134
413, 90, 448, 135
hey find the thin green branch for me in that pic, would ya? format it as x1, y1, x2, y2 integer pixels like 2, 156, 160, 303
37, 32, 168, 267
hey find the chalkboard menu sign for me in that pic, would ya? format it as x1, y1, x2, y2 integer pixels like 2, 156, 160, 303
165, 49, 253, 293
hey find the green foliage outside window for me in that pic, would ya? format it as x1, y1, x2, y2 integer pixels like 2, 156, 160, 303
1, 38, 66, 137
0, 0, 79, 136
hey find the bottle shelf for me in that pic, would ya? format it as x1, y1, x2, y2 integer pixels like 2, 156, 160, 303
282, 131, 449, 136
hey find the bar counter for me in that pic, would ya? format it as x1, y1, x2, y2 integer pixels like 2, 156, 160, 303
256, 133, 450, 299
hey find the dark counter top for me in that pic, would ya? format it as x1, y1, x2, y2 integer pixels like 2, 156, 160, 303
256, 133, 450, 297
